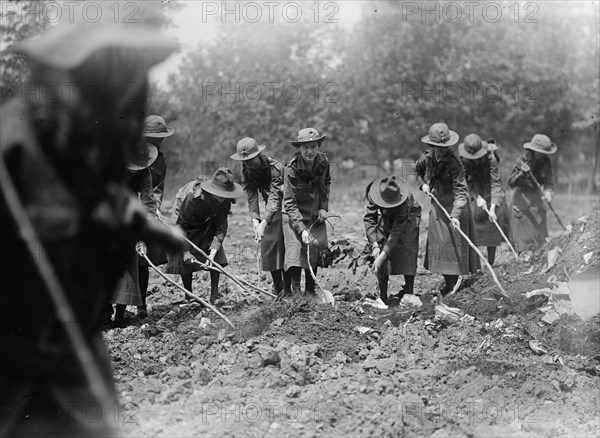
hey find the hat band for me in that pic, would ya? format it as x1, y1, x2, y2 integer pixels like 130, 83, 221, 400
145, 126, 168, 133
212, 180, 235, 191
431, 134, 449, 143
240, 146, 258, 156
533, 142, 551, 151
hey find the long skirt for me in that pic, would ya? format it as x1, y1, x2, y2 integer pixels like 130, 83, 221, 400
282, 214, 328, 271
260, 211, 285, 271
380, 218, 420, 276
509, 188, 548, 253
472, 201, 510, 247
424, 202, 480, 275
165, 230, 228, 275
111, 255, 143, 306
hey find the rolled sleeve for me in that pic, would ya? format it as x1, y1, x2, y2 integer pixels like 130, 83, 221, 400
263, 164, 283, 224
449, 160, 468, 219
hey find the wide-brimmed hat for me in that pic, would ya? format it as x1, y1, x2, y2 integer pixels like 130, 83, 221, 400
128, 144, 158, 171
291, 127, 326, 147
369, 176, 408, 208
201, 167, 244, 199
421, 123, 459, 147
143, 115, 174, 138
458, 134, 489, 160
523, 134, 557, 155
15, 2, 178, 70
230, 137, 266, 161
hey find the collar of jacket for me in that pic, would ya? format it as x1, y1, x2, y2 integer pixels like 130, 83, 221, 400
192, 180, 204, 199
291, 151, 327, 171
427, 148, 458, 163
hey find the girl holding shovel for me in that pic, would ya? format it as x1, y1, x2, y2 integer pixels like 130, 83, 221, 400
282, 128, 331, 296
458, 133, 509, 265
165, 167, 243, 304
508, 134, 557, 253
415, 123, 480, 296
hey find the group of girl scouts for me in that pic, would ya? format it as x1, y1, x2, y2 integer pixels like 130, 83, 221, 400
112, 119, 558, 323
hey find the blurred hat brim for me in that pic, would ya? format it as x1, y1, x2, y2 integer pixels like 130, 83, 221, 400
421, 130, 459, 147
128, 144, 158, 171
17, 25, 178, 69
144, 127, 175, 138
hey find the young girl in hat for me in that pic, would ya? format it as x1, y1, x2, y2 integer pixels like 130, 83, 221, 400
508, 134, 557, 252
231, 137, 290, 296
137, 115, 175, 317
415, 123, 480, 295
165, 167, 243, 304
364, 175, 421, 305
283, 127, 331, 296
111, 144, 159, 327
458, 133, 508, 265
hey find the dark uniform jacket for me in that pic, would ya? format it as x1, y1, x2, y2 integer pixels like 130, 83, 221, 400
175, 182, 230, 254
148, 148, 167, 207
243, 154, 284, 224
415, 149, 468, 219
508, 153, 555, 209
461, 153, 505, 208
364, 190, 422, 257
283, 151, 331, 234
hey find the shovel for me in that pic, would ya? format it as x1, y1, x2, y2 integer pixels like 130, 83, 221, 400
482, 205, 519, 260
428, 193, 510, 300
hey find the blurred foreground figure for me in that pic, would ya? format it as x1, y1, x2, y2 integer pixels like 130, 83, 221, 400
0, 4, 179, 437
508, 134, 557, 252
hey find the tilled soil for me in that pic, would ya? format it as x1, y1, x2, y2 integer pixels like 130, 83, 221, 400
104, 208, 600, 437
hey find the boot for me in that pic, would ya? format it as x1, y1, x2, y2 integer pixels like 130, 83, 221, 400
288, 267, 302, 296
209, 271, 220, 304
137, 305, 148, 318
378, 275, 389, 305
304, 268, 316, 295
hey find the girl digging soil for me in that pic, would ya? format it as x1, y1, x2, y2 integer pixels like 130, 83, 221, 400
458, 133, 509, 266
364, 175, 422, 306
415, 123, 480, 295
165, 168, 243, 304
231, 137, 290, 297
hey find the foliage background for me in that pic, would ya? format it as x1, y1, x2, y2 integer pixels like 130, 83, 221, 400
1, 1, 598, 199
